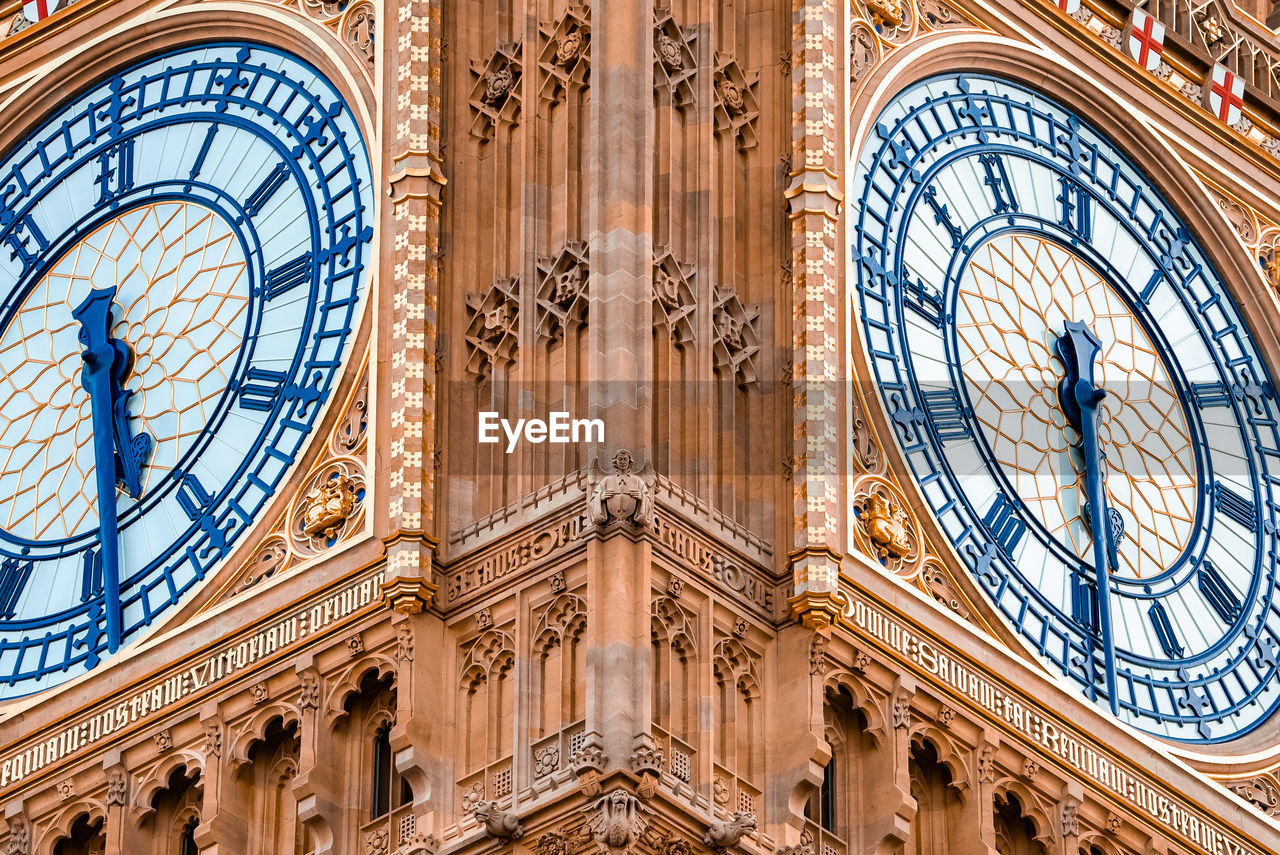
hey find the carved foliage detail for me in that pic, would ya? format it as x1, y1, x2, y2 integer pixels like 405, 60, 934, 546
712, 54, 760, 151
470, 43, 523, 140
465, 278, 520, 377
341, 2, 375, 67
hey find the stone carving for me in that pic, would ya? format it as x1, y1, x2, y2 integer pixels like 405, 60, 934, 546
850, 24, 879, 86
536, 831, 569, 855
921, 561, 971, 619
849, 388, 882, 473
1060, 798, 1080, 837
7, 12, 32, 36
223, 536, 290, 601
537, 241, 590, 341
852, 476, 920, 573
301, 0, 346, 18
342, 2, 375, 67
1230, 775, 1280, 816
1104, 812, 1122, 834
712, 54, 760, 151
809, 633, 829, 675
534, 745, 560, 776
203, 720, 223, 758
366, 827, 390, 854
475, 801, 524, 840
301, 473, 359, 540
333, 372, 369, 454
291, 460, 366, 553
348, 633, 365, 656
937, 705, 955, 727
663, 839, 693, 855
107, 769, 129, 806
652, 247, 696, 344
1218, 194, 1258, 243
703, 812, 757, 848
539, 5, 591, 104
299, 670, 322, 710
1021, 758, 1040, 782
250, 681, 270, 705
476, 608, 494, 630
56, 778, 73, 800
667, 577, 684, 598
572, 733, 608, 795
711, 286, 760, 385
470, 43, 523, 140
892, 692, 912, 729
396, 623, 415, 661
917, 0, 968, 29
865, 0, 903, 28
630, 740, 663, 798
588, 450, 655, 527
584, 789, 647, 855
154, 730, 173, 752
460, 781, 486, 813
979, 745, 998, 783
550, 571, 567, 593
654, 9, 698, 107
465, 278, 520, 378
732, 618, 749, 638
4, 816, 28, 855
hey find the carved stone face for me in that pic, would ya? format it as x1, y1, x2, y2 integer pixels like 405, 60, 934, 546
612, 449, 634, 474
483, 65, 514, 104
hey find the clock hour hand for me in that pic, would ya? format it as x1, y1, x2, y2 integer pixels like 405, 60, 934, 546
1055, 320, 1120, 714
72, 286, 151, 654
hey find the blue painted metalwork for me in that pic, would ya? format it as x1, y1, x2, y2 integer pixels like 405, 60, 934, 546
854, 74, 1280, 742
0, 43, 374, 696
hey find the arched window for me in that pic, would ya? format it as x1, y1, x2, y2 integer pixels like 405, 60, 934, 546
993, 793, 1046, 855
52, 814, 104, 855
369, 720, 412, 821
178, 817, 199, 855
819, 746, 836, 833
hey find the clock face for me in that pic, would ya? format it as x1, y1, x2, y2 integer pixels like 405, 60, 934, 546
0, 44, 374, 697
854, 74, 1280, 742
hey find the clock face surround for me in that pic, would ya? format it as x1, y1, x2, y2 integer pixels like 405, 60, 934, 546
0, 43, 374, 698
853, 74, 1280, 743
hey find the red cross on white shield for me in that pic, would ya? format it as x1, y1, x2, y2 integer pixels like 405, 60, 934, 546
21, 0, 63, 22
1127, 8, 1166, 72
1204, 64, 1245, 126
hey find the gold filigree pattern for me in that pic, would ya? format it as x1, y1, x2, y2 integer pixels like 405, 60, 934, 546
0, 202, 248, 541
954, 234, 1196, 579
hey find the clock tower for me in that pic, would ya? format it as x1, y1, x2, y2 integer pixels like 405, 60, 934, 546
0, 0, 1278, 854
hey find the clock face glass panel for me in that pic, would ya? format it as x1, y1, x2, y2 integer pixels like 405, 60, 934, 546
853, 74, 1280, 742
0, 44, 374, 698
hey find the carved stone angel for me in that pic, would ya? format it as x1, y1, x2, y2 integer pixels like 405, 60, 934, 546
583, 789, 647, 855
587, 449, 654, 527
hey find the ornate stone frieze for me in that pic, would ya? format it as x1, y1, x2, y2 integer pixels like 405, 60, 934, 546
653, 8, 697, 107
652, 247, 696, 344
464, 277, 520, 378
1228, 774, 1280, 817
712, 55, 760, 152
711, 286, 760, 385
539, 4, 591, 104
537, 241, 590, 341
470, 43, 523, 140
342, 2, 375, 67
588, 450, 655, 527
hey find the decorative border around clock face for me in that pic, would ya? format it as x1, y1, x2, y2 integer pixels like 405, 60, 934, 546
0, 43, 374, 698
853, 74, 1280, 743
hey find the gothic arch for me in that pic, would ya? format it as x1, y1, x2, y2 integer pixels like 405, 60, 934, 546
1075, 835, 1123, 855
909, 726, 971, 797
651, 596, 697, 655
712, 637, 761, 700
823, 670, 887, 744
229, 703, 303, 774
991, 780, 1056, 851
35, 801, 106, 855
129, 752, 203, 826
460, 630, 516, 688
324, 654, 398, 726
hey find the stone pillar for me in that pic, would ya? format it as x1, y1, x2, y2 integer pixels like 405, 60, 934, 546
293, 658, 342, 855
103, 756, 146, 855
765, 624, 829, 845
192, 711, 245, 854
585, 0, 654, 457
862, 675, 916, 853
975, 731, 1002, 853
389, 601, 450, 838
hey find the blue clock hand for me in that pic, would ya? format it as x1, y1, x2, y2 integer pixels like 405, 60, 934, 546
1055, 320, 1120, 715
71, 286, 151, 654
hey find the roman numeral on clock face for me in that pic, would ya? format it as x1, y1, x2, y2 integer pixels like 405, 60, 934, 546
95, 139, 135, 206
1148, 601, 1184, 658
264, 252, 313, 300
1070, 572, 1097, 633
904, 277, 944, 328
79, 548, 102, 603
1197, 560, 1242, 624
243, 162, 290, 218
982, 493, 1026, 556
1214, 481, 1257, 532
978, 153, 1017, 214
921, 388, 972, 442
1056, 175, 1091, 242
1191, 381, 1232, 408
176, 472, 216, 521
0, 556, 31, 619
238, 367, 288, 412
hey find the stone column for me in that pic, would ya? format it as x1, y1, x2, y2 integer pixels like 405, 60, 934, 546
293, 659, 342, 855
861, 675, 916, 853
192, 711, 245, 854
388, 604, 450, 838
765, 624, 829, 845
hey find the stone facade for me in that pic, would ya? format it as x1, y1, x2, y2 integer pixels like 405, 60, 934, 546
0, 0, 1279, 854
